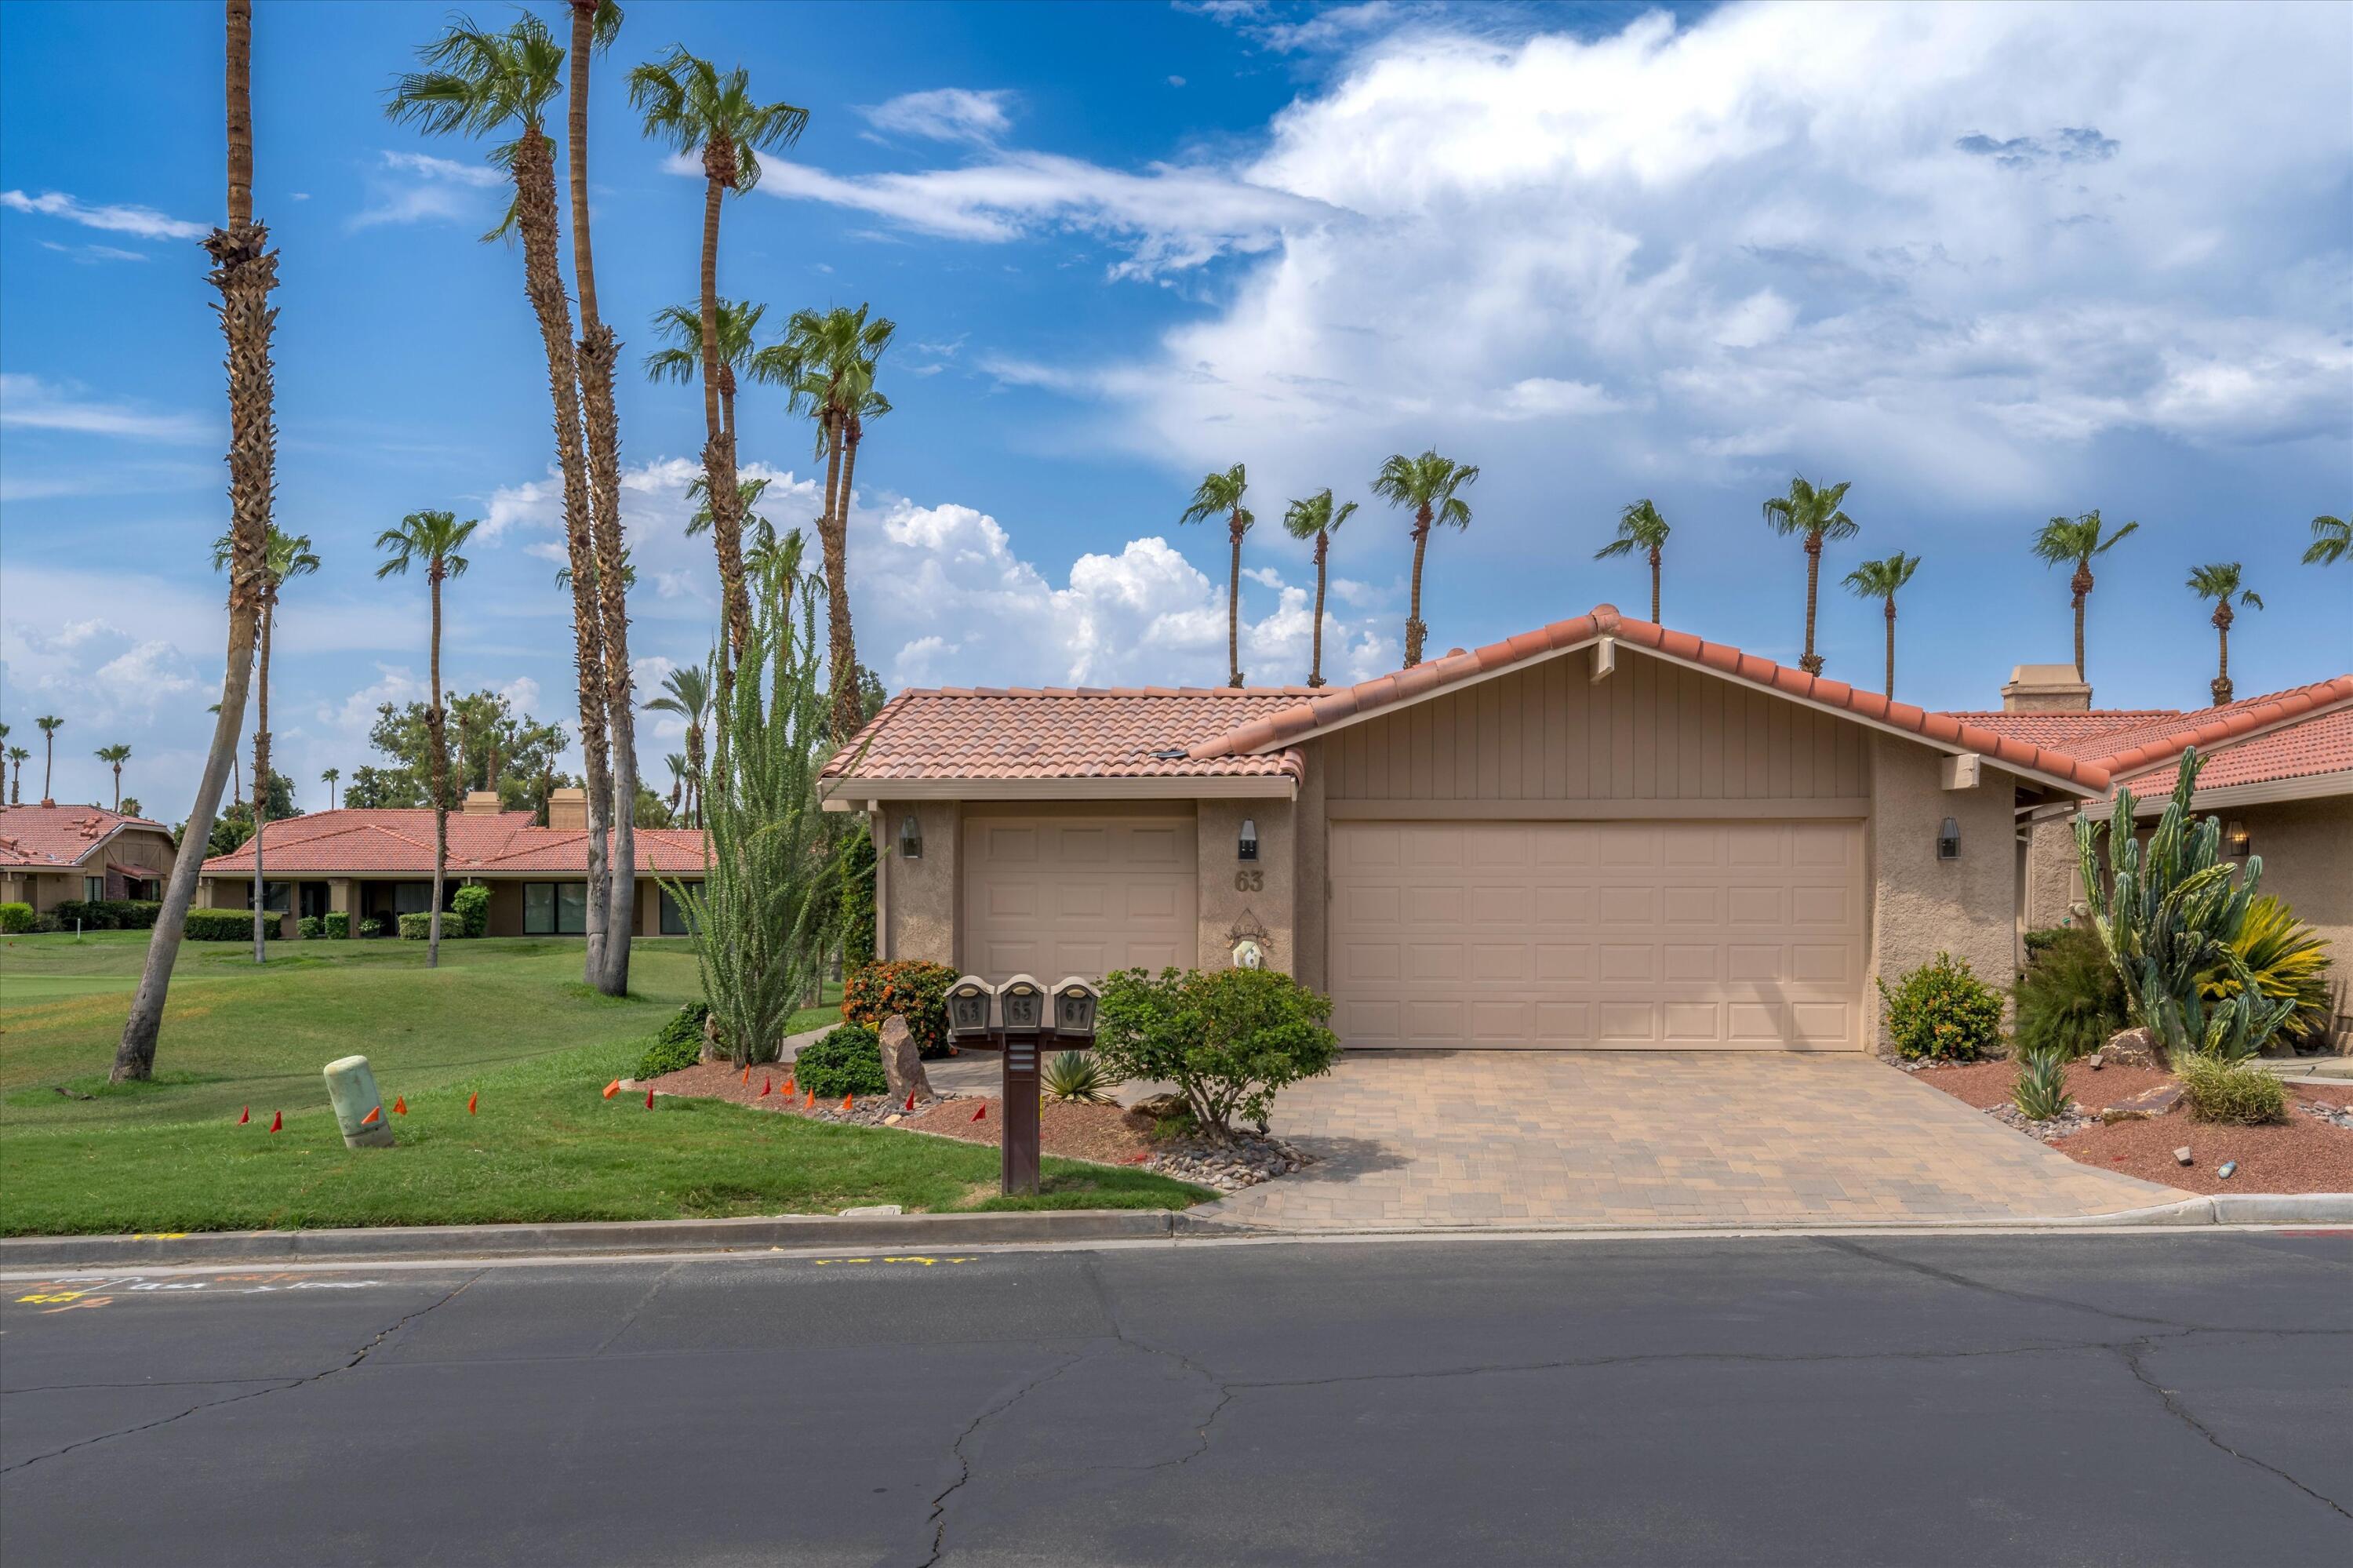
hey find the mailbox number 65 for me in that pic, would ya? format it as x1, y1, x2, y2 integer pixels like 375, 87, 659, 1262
1233, 869, 1263, 892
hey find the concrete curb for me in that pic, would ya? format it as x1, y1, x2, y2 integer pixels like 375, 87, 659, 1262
0, 1209, 1180, 1268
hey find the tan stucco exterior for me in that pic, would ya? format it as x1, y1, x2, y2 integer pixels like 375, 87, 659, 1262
1863, 733, 2023, 1050
1, 824, 176, 915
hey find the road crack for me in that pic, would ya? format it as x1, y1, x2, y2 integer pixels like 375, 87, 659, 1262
918, 1349, 1090, 1567
2115, 1337, 2353, 1523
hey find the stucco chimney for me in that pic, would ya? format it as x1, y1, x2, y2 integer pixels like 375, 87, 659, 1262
2000, 664, 2092, 713
462, 790, 501, 816
547, 787, 587, 831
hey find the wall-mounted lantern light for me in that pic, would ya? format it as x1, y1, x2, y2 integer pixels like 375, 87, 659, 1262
2224, 820, 2251, 858
898, 813, 924, 860
1937, 817, 1961, 860
1238, 817, 1259, 861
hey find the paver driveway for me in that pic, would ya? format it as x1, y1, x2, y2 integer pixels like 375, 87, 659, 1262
1196, 1053, 2187, 1231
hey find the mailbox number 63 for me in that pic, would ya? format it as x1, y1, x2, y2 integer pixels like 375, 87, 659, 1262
1232, 869, 1263, 892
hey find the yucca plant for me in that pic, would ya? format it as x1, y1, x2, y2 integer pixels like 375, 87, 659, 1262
2011, 1047, 2071, 1122
2075, 748, 2296, 1062
1042, 1050, 1118, 1105
662, 577, 849, 1068
2202, 894, 2334, 1044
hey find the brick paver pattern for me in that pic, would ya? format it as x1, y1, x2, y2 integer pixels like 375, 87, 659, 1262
1197, 1053, 2187, 1231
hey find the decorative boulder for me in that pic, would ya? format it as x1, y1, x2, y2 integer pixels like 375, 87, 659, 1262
878, 1016, 933, 1104
2100, 1083, 2184, 1122
2102, 1027, 2162, 1069
1126, 1091, 1189, 1123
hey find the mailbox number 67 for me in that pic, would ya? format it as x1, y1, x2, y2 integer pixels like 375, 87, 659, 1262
1233, 869, 1263, 892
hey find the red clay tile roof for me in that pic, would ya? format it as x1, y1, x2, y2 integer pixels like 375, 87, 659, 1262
2069, 678, 2353, 778
2111, 702, 2353, 798
0, 805, 171, 869
198, 809, 707, 877
1937, 709, 2177, 749
823, 689, 1317, 785
1187, 606, 2115, 792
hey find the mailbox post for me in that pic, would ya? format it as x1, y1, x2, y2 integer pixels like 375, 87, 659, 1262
996, 973, 1046, 1195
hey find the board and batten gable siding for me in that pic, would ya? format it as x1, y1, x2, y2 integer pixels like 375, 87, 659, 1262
1321, 649, 1869, 804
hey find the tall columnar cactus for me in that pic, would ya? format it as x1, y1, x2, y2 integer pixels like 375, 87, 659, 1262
2075, 748, 2294, 1060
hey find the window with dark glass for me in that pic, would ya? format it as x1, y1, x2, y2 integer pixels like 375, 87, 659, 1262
659, 887, 690, 936
523, 882, 587, 935
392, 882, 434, 916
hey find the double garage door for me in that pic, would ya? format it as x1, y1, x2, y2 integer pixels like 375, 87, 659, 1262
1330, 820, 1865, 1050
964, 815, 1198, 980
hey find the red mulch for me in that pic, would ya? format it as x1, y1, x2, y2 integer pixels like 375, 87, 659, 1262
1913, 1057, 2353, 1195
642, 1060, 816, 1111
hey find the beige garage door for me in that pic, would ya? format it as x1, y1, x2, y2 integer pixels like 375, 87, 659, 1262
964, 815, 1198, 981
1329, 820, 1865, 1050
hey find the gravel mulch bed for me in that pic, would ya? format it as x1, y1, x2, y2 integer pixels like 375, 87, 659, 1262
1144, 1133, 1311, 1191
1911, 1056, 2353, 1194
899, 1096, 1154, 1166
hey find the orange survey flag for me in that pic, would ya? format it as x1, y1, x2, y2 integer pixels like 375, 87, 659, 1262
467, 1093, 478, 1115
803, 1090, 815, 1110
758, 1077, 772, 1097
840, 1093, 855, 1114
971, 1101, 987, 1122
602, 1079, 621, 1100
238, 1106, 250, 1125
269, 1110, 282, 1133
904, 1092, 917, 1112
645, 1087, 656, 1109
392, 1096, 407, 1115
741, 1064, 751, 1085
782, 1075, 795, 1097
360, 1104, 382, 1126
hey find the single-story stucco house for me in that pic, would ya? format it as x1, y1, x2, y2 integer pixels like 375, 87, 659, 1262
0, 802, 175, 912
198, 788, 705, 937
820, 605, 2166, 1056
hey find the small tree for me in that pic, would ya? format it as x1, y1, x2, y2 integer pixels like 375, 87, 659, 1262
2075, 748, 2294, 1061
1093, 966, 1339, 1141
664, 578, 847, 1068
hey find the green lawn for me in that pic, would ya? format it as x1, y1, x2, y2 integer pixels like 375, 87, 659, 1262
0, 933, 1202, 1235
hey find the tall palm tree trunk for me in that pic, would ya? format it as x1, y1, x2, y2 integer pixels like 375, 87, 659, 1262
111, 762, 122, 811
1647, 546, 1661, 624
1226, 511, 1245, 687
1404, 506, 1432, 667
2212, 605, 2234, 704
694, 158, 751, 682
117, 0, 275, 1083
2069, 565, 2092, 679
512, 126, 613, 980
1882, 598, 1897, 696
42, 735, 53, 801
251, 601, 271, 962
568, 0, 636, 994
1307, 531, 1329, 687
827, 417, 864, 741
427, 570, 446, 970
1800, 532, 1824, 674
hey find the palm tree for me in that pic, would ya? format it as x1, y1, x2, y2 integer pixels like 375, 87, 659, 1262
1594, 499, 1671, 623
1282, 489, 1355, 687
118, 0, 278, 1086
391, 13, 624, 991
2187, 562, 2263, 704
207, 703, 242, 804
35, 716, 62, 802
553, 550, 636, 593
664, 752, 688, 818
1842, 553, 1922, 696
6, 746, 27, 806
215, 523, 318, 962
1179, 464, 1254, 686
646, 297, 765, 446
645, 664, 712, 827
1760, 475, 1857, 675
321, 766, 340, 810
95, 744, 132, 812
753, 303, 894, 737
2030, 510, 2139, 681
1371, 450, 1478, 668
631, 46, 807, 682
2307, 513, 2349, 567
376, 510, 477, 969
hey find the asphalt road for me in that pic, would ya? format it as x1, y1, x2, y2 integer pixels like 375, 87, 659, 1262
2, 1231, 2348, 1566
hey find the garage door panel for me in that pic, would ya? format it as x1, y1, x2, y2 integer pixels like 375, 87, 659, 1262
966, 816, 1197, 983
1329, 820, 1863, 1050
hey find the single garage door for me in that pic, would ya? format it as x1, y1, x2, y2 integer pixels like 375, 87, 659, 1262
1329, 820, 1865, 1050
964, 814, 1198, 981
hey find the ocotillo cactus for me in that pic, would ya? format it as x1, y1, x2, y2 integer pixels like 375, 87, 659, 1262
2074, 748, 2294, 1061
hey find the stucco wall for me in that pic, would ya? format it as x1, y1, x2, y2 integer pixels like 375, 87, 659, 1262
2238, 796, 2352, 1044
2021, 816, 2082, 932
1865, 733, 2021, 1051
880, 801, 961, 968
1195, 798, 1295, 977
1293, 751, 1329, 991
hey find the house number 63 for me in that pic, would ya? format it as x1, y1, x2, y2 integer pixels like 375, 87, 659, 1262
1233, 869, 1263, 891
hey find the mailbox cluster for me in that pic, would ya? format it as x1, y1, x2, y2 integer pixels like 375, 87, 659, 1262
946, 973, 1100, 1195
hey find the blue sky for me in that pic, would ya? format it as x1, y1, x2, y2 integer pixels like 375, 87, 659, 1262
2, 0, 2348, 813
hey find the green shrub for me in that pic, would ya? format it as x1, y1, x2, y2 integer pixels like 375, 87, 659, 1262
1876, 951, 2004, 1061
1094, 966, 1339, 1140
2021, 926, 2074, 962
791, 1024, 887, 1099
2014, 925, 2128, 1059
840, 829, 876, 969
0, 903, 33, 934
296, 915, 325, 939
842, 959, 958, 1059
1043, 1049, 1118, 1104
2011, 1047, 2071, 1122
53, 900, 115, 930
397, 911, 433, 940
184, 908, 278, 941
635, 1002, 713, 1079
453, 883, 492, 939
2202, 894, 2334, 1046
358, 918, 384, 938
2177, 1052, 2288, 1125
52, 898, 162, 930
324, 911, 351, 939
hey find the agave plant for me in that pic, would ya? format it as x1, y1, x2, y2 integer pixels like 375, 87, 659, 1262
2011, 1047, 2071, 1122
1042, 1050, 1118, 1105
2075, 748, 2297, 1062
2202, 895, 2334, 1044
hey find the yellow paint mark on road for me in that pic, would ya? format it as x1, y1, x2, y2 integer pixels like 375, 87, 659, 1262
40, 1297, 114, 1314
16, 1291, 85, 1304
810, 1255, 976, 1268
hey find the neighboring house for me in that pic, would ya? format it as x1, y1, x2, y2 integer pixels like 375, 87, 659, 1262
196, 788, 706, 938
1956, 666, 2353, 1043
819, 605, 2113, 1055
0, 803, 175, 912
